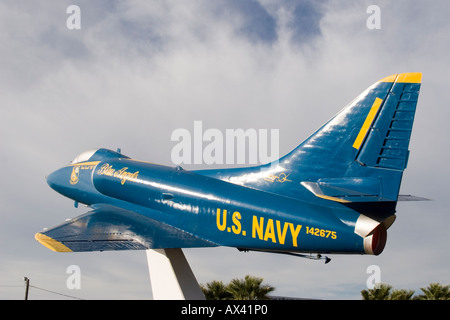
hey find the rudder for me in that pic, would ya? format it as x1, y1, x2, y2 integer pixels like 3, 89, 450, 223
355, 73, 422, 170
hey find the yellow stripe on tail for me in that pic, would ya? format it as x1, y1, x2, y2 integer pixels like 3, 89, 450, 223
353, 97, 383, 150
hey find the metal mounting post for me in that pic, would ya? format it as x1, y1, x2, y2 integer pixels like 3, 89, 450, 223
146, 248, 205, 300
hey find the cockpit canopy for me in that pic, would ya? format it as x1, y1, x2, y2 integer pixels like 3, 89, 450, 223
71, 148, 129, 164
71, 149, 99, 164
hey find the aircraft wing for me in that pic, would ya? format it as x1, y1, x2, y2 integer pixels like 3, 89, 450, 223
35, 204, 218, 252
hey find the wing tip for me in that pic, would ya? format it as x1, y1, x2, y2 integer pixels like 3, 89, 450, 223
35, 233, 73, 252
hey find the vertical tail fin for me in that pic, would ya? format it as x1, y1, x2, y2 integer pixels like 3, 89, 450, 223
281, 72, 422, 203
197, 73, 422, 205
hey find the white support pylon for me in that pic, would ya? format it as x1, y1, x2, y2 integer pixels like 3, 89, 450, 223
146, 248, 205, 300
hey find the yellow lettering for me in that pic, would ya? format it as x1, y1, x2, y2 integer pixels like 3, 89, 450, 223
276, 220, 289, 245
113, 167, 128, 178
98, 163, 115, 176
216, 208, 227, 231
97, 164, 139, 184
264, 219, 276, 243
232, 211, 241, 234
289, 224, 302, 247
252, 216, 264, 240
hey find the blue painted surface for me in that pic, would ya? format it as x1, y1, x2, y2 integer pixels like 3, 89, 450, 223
38, 74, 422, 256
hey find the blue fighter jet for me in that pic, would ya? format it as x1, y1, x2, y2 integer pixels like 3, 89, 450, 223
36, 73, 423, 262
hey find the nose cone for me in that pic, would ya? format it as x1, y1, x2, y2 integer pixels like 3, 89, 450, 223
46, 166, 73, 195
46, 169, 59, 190
46, 164, 99, 205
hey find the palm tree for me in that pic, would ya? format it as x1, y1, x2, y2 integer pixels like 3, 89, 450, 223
389, 289, 415, 300
361, 282, 450, 300
201, 275, 275, 300
361, 283, 415, 300
201, 280, 233, 300
415, 283, 450, 300
226, 275, 274, 300
361, 283, 393, 300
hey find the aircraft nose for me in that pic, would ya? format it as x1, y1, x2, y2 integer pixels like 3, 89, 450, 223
46, 169, 60, 190
46, 167, 68, 192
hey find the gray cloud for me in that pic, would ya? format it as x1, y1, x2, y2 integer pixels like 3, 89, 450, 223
1, 0, 449, 300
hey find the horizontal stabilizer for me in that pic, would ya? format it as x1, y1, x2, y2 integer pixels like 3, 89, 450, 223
301, 177, 388, 203
35, 204, 217, 252
397, 195, 431, 201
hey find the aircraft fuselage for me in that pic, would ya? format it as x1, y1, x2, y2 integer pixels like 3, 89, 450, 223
47, 152, 376, 255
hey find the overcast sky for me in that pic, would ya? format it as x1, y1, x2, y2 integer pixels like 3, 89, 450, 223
1, 0, 449, 300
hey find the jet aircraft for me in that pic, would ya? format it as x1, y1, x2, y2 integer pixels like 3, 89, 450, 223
36, 73, 423, 262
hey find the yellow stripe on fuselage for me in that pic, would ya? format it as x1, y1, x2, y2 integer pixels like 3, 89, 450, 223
353, 97, 383, 150
69, 161, 101, 167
